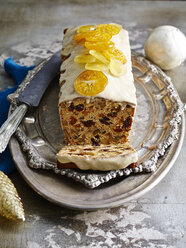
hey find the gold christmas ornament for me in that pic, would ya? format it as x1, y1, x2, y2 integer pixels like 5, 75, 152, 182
0, 171, 25, 221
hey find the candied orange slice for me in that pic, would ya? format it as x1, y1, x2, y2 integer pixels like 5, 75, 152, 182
103, 47, 126, 64
74, 70, 108, 96
109, 23, 122, 30
109, 58, 127, 77
77, 25, 96, 33
89, 50, 109, 65
74, 32, 88, 43
97, 24, 121, 36
85, 41, 114, 51
74, 54, 96, 63
85, 30, 112, 42
85, 62, 108, 71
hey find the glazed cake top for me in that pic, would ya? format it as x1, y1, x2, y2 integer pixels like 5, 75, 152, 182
59, 26, 137, 106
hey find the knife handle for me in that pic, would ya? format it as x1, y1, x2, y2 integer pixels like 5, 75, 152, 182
0, 104, 28, 153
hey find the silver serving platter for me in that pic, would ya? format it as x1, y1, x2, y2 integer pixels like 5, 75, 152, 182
9, 53, 185, 210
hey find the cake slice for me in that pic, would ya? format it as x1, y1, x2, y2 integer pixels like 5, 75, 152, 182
57, 144, 138, 171
59, 24, 136, 146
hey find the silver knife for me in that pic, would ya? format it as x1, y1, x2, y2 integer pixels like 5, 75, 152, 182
0, 50, 61, 153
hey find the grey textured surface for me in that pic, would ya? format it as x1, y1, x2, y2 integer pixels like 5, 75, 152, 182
0, 1, 186, 247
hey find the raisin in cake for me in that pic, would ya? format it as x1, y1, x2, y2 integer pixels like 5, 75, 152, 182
57, 144, 138, 171
59, 24, 137, 146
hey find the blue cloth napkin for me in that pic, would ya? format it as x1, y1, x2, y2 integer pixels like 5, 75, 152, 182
0, 57, 34, 174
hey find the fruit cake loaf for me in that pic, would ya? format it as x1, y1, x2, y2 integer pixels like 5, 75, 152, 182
59, 24, 137, 146
57, 144, 138, 171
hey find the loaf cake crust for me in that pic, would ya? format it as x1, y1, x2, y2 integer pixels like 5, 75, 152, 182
57, 24, 138, 171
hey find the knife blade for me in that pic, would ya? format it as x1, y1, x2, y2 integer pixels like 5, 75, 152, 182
18, 50, 61, 107
0, 50, 61, 153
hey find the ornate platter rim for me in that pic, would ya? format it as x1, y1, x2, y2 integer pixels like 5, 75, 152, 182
8, 53, 186, 209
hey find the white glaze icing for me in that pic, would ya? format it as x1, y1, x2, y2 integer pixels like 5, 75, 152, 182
57, 145, 138, 171
59, 26, 137, 106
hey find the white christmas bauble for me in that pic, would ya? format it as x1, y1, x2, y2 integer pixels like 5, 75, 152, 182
145, 25, 186, 70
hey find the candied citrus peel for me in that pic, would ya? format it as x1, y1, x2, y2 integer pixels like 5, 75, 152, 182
85, 62, 108, 72
109, 58, 127, 77
77, 25, 96, 33
74, 70, 108, 96
85, 41, 114, 51
74, 32, 88, 43
89, 50, 109, 65
74, 54, 96, 63
85, 30, 112, 42
103, 47, 126, 64
73, 23, 127, 82
97, 24, 121, 35
74, 30, 112, 43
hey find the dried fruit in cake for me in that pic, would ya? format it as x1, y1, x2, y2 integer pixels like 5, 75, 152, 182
85, 62, 108, 71
109, 58, 127, 77
89, 50, 109, 65
74, 54, 96, 63
77, 25, 96, 33
74, 70, 108, 96
85, 41, 114, 51
97, 23, 122, 35
103, 47, 127, 64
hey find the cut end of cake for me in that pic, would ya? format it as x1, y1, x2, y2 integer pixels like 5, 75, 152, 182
59, 98, 135, 146
57, 144, 138, 171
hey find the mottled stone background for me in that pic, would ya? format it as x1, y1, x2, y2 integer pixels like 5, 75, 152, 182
0, 1, 185, 248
